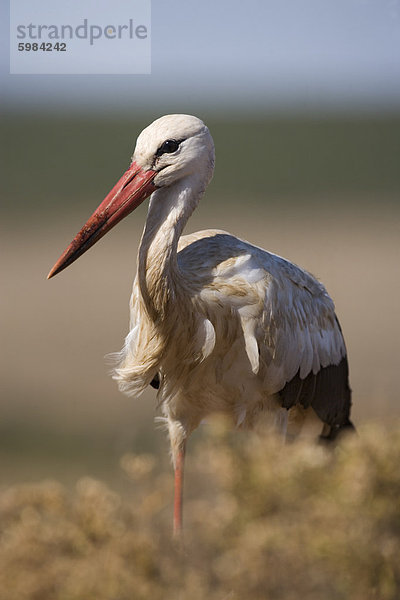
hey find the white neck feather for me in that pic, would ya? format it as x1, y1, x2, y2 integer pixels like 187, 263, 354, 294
137, 173, 205, 322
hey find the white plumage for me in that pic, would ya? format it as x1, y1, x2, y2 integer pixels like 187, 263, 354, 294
48, 114, 353, 535
115, 229, 346, 421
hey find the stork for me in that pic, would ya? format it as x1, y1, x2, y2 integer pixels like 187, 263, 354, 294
48, 114, 354, 536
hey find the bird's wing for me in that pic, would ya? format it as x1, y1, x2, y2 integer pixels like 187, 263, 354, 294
178, 230, 350, 425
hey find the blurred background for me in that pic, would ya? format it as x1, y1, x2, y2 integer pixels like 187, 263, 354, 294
1, 0, 399, 487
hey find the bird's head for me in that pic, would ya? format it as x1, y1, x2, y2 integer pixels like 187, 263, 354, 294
47, 114, 214, 279
134, 114, 214, 188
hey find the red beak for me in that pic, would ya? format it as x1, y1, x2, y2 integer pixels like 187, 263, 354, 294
47, 161, 157, 279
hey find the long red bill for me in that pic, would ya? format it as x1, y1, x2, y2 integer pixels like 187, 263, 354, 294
47, 161, 157, 279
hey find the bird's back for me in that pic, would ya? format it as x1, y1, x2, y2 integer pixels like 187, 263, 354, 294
177, 229, 352, 436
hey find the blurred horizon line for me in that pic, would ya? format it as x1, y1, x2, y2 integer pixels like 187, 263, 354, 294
2, 102, 400, 119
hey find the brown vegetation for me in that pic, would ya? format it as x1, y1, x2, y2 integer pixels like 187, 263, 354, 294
1, 423, 399, 600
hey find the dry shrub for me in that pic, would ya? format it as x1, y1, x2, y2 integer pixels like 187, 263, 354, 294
0, 423, 399, 600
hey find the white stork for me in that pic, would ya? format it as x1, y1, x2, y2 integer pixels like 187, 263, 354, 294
48, 114, 354, 535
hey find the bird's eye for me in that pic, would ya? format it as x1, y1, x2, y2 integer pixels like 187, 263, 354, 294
156, 139, 181, 157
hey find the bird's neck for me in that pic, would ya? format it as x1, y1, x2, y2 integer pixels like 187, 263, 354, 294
137, 175, 204, 322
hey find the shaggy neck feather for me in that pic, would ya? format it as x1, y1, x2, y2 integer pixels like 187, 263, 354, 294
137, 175, 204, 322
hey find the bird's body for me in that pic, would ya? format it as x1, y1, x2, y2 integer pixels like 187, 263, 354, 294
115, 227, 349, 450
48, 114, 353, 535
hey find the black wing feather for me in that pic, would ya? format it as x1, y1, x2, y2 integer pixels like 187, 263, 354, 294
279, 356, 352, 428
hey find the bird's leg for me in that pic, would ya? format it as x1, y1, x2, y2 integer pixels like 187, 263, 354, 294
173, 440, 186, 537
275, 407, 289, 442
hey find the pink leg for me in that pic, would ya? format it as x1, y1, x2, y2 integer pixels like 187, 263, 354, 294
173, 441, 186, 537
